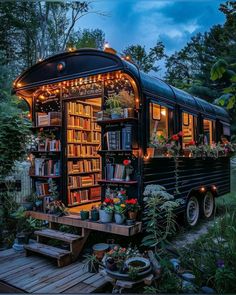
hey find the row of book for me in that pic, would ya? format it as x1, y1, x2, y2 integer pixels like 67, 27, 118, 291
36, 112, 61, 126
68, 186, 101, 205
38, 139, 61, 151
35, 181, 50, 196
67, 144, 99, 157
34, 159, 61, 176
67, 102, 91, 116
67, 130, 100, 143
68, 173, 101, 188
105, 163, 126, 181
106, 125, 132, 150
67, 159, 100, 174
67, 116, 91, 129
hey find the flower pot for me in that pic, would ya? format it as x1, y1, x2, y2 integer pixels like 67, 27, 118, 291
80, 211, 89, 220
99, 209, 113, 223
106, 257, 117, 271
128, 211, 138, 220
91, 210, 99, 221
93, 243, 109, 260
114, 213, 125, 224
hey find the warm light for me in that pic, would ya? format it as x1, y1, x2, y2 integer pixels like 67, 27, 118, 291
125, 55, 131, 60
16, 82, 22, 88
27, 113, 31, 119
27, 156, 30, 161
104, 41, 110, 49
161, 108, 166, 116
212, 185, 217, 191
135, 98, 139, 103
39, 95, 45, 100
200, 187, 206, 192
38, 58, 43, 62
144, 153, 150, 160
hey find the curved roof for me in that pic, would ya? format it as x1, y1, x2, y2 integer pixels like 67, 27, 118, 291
13, 48, 229, 123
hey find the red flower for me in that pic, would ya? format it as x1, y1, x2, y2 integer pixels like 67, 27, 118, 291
172, 134, 179, 141
39, 128, 44, 132
104, 198, 113, 204
123, 159, 131, 166
178, 131, 183, 137
188, 140, 195, 145
126, 198, 137, 205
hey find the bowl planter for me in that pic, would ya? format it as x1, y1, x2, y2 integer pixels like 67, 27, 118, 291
125, 257, 150, 272
114, 213, 125, 224
99, 209, 113, 223
80, 211, 89, 220
93, 243, 109, 260
128, 211, 138, 220
91, 209, 99, 221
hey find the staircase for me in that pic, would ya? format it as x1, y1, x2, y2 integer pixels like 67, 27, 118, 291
24, 228, 90, 267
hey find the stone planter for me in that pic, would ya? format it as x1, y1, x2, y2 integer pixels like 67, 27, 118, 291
114, 213, 125, 224
80, 211, 89, 220
99, 209, 113, 223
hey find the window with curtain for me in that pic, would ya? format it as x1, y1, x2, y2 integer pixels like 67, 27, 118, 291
149, 103, 168, 145
203, 119, 213, 145
182, 112, 194, 147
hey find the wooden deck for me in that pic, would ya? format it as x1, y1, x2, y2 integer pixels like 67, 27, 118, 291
29, 211, 142, 236
0, 248, 107, 293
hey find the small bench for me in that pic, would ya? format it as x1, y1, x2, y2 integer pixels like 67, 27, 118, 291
24, 242, 71, 267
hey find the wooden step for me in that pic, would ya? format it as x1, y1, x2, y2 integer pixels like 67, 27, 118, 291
24, 242, 71, 267
35, 229, 81, 243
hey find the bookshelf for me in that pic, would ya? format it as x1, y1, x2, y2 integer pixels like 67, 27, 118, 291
65, 100, 102, 206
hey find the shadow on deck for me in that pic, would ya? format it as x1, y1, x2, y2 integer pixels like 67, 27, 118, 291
0, 248, 106, 294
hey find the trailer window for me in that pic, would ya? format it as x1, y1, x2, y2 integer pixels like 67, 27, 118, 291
182, 112, 194, 147
149, 103, 168, 145
203, 119, 213, 145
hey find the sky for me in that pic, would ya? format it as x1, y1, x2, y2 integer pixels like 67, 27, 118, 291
78, 0, 226, 76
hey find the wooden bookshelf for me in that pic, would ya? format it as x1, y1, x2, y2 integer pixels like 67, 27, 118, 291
30, 175, 61, 179
30, 125, 61, 130
98, 180, 137, 185
66, 100, 101, 206
96, 117, 138, 126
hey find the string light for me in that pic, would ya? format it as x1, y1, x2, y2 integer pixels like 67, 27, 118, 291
212, 185, 217, 191
200, 187, 206, 192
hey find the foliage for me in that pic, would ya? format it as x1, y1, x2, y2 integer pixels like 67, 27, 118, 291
105, 94, 122, 115
122, 42, 165, 73
0, 102, 31, 178
47, 200, 68, 216
48, 179, 59, 200
100, 197, 114, 213
142, 185, 182, 251
68, 28, 105, 50
113, 197, 126, 214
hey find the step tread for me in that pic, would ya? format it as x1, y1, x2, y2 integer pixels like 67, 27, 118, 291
35, 229, 81, 243
24, 242, 71, 259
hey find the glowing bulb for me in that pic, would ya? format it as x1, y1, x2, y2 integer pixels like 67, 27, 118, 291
212, 185, 217, 191
104, 41, 110, 49
161, 108, 166, 116
17, 82, 22, 88
200, 187, 206, 192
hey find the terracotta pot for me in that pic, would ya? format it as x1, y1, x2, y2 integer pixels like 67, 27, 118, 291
128, 211, 138, 220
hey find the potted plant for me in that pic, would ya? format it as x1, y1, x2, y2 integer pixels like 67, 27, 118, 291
80, 210, 89, 220
123, 159, 133, 181
125, 199, 140, 221
84, 254, 100, 273
47, 200, 68, 216
105, 95, 123, 119
99, 198, 114, 223
91, 206, 99, 221
114, 198, 126, 224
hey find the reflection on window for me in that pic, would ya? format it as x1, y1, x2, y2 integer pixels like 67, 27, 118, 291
149, 103, 168, 145
203, 119, 213, 145
182, 112, 194, 147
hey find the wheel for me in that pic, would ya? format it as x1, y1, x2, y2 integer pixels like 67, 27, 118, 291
185, 196, 200, 227
201, 191, 215, 219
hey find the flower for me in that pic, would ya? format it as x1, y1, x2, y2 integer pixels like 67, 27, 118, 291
104, 198, 113, 204
123, 159, 131, 166
172, 134, 179, 141
188, 140, 195, 145
113, 198, 120, 204
126, 199, 137, 205
120, 204, 126, 208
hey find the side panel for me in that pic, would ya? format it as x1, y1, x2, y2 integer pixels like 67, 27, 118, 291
143, 157, 230, 209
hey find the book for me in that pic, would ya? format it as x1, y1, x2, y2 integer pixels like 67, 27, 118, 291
122, 125, 132, 150
34, 158, 60, 176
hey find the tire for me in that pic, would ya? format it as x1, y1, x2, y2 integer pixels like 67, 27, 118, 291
200, 191, 215, 219
185, 196, 200, 227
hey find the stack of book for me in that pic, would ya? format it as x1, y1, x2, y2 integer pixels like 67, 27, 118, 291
68, 159, 100, 174
67, 116, 91, 129
68, 175, 94, 188
35, 181, 50, 196
68, 102, 91, 116
38, 139, 61, 151
69, 190, 89, 204
67, 144, 98, 157
105, 163, 125, 181
34, 158, 60, 176
36, 112, 61, 126
106, 125, 132, 150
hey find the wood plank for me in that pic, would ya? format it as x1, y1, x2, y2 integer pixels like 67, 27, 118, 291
27, 262, 85, 292
24, 242, 70, 258
35, 229, 81, 243
0, 248, 19, 257
0, 281, 25, 293
29, 211, 142, 236
83, 273, 103, 285
0, 256, 37, 275
62, 282, 89, 294
34, 269, 93, 293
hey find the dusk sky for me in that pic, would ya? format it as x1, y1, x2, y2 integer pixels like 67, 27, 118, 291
78, 0, 225, 76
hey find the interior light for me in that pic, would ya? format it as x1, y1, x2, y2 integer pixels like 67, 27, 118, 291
161, 108, 166, 116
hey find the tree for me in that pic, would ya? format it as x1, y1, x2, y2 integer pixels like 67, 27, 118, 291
122, 42, 165, 73
68, 28, 105, 50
